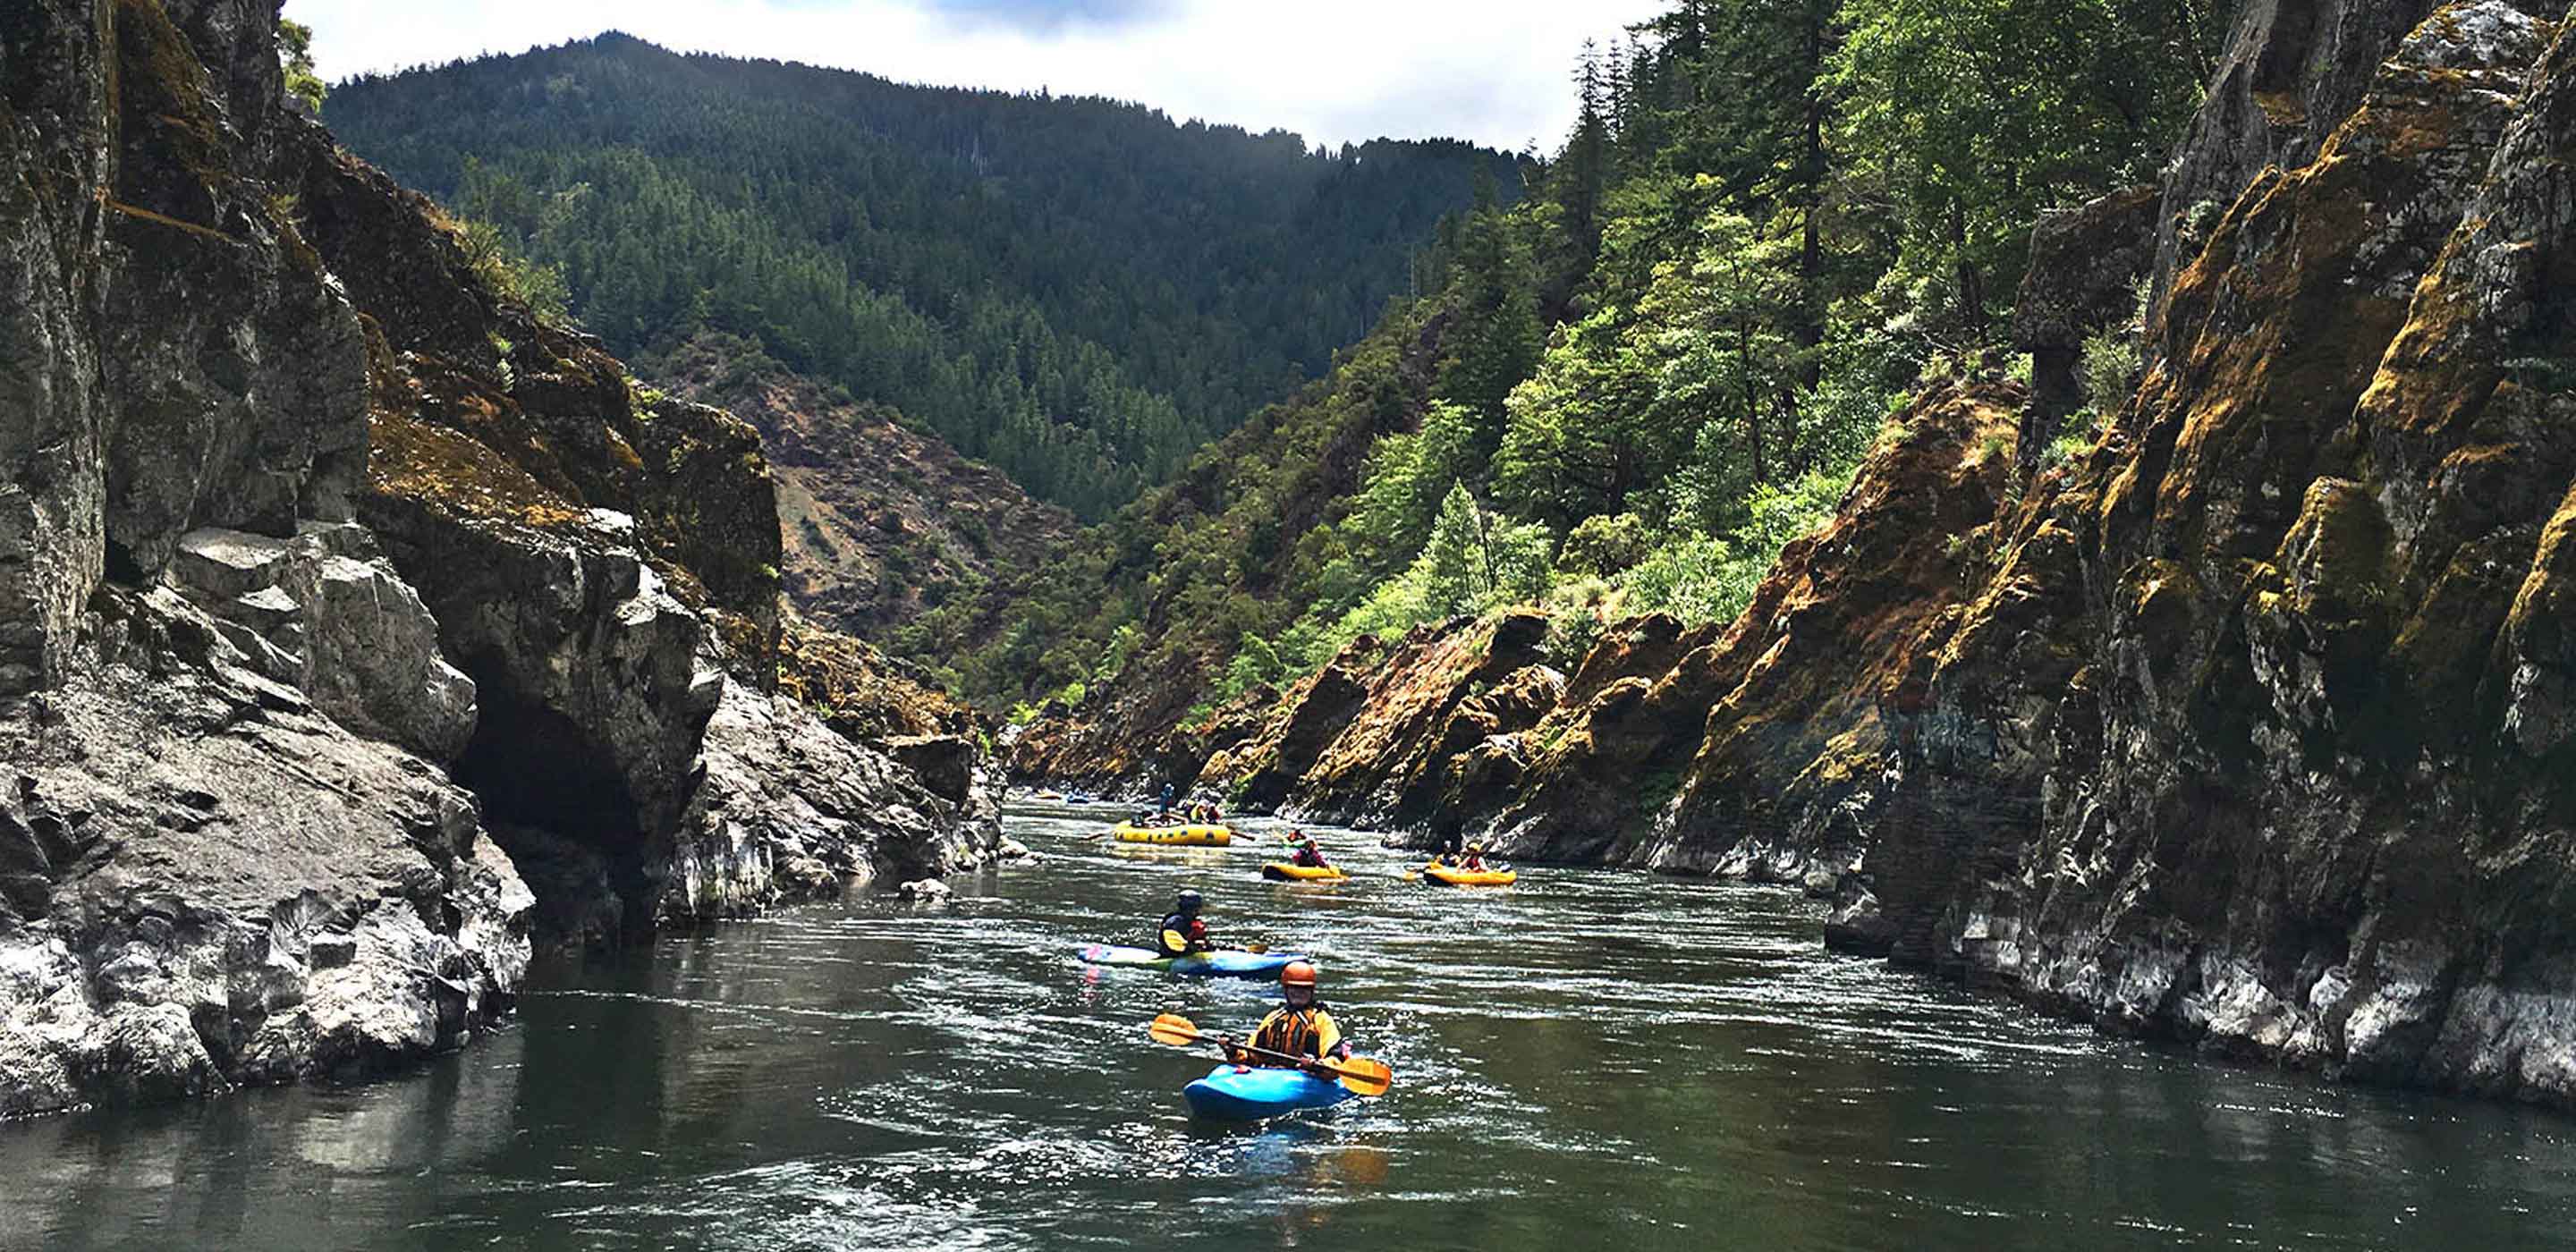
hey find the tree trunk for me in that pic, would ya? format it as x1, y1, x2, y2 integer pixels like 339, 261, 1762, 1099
1949, 200, 1987, 341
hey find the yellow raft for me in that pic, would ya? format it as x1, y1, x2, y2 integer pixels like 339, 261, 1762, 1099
1260, 862, 1347, 881
1113, 823, 1233, 847
1422, 863, 1517, 886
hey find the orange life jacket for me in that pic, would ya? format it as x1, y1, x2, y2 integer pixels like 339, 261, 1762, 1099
1248, 1003, 1342, 1062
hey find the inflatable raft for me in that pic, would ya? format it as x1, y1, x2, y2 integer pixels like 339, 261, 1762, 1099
1421, 863, 1516, 886
1112, 823, 1233, 847
1260, 862, 1347, 881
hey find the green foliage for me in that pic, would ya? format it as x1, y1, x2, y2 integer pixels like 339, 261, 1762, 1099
279, 18, 326, 114
1829, 0, 2209, 333
1210, 631, 1287, 706
916, 0, 2211, 714
1421, 481, 1554, 617
453, 214, 571, 325
329, 37, 1523, 519
1094, 622, 1143, 686
1560, 512, 1649, 577
2080, 323, 2144, 415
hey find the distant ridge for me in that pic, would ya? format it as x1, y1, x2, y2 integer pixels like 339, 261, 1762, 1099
328, 34, 1525, 517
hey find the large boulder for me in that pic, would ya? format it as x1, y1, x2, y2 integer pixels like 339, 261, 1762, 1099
2012, 183, 2160, 472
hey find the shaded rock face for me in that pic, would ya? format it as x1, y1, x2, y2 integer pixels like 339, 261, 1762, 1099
0, 0, 523, 1118
1848, 2, 2576, 1106
0, 0, 996, 1113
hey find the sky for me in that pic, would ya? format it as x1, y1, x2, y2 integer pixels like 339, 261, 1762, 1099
286, 0, 1669, 153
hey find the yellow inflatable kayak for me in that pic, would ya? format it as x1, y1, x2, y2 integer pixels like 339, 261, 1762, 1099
1421, 863, 1516, 886
1260, 862, 1347, 881
1113, 823, 1233, 847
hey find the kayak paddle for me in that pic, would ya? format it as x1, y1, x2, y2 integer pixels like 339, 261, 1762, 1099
1147, 1013, 1394, 1096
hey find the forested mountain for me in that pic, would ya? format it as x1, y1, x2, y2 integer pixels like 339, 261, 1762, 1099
960, 0, 2215, 711
323, 36, 1523, 517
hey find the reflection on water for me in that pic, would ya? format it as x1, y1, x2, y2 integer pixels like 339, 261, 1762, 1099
4, 800, 2574, 1249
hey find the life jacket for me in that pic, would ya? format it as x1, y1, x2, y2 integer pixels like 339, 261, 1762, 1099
1157, 911, 1208, 957
1248, 1002, 1342, 1062
1292, 843, 1326, 867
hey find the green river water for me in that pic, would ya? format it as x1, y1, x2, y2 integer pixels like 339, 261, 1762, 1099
4, 799, 2574, 1249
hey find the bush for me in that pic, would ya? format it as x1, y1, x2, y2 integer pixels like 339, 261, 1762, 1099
2080, 324, 2141, 414
1560, 512, 1649, 577
1617, 537, 1756, 624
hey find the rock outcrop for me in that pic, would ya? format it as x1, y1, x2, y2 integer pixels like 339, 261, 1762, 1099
2013, 184, 2159, 471
0, 0, 996, 1116
1843, 0, 2576, 1104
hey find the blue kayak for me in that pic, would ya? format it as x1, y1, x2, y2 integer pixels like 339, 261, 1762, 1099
1182, 1064, 1353, 1121
1076, 945, 1304, 978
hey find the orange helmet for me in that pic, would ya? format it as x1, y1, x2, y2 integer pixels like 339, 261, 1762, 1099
1280, 960, 1318, 988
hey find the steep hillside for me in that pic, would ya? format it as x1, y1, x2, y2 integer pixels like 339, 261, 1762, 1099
972, 0, 2209, 723
324, 35, 1524, 517
0, 0, 993, 1117
1013, 0, 2576, 1111
654, 332, 1074, 641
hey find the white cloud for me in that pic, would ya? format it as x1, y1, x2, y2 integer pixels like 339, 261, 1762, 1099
287, 0, 1665, 151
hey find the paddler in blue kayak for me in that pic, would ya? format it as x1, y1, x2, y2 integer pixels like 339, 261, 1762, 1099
1157, 889, 1216, 958
1222, 960, 1352, 1072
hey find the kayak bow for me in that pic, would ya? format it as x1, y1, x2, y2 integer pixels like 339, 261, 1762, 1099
1182, 1064, 1354, 1121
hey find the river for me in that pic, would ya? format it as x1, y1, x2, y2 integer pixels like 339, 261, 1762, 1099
4, 799, 2572, 1248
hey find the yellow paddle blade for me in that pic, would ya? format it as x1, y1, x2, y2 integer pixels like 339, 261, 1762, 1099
1147, 1013, 1202, 1047
1244, 942, 1269, 954
1329, 1056, 1394, 1097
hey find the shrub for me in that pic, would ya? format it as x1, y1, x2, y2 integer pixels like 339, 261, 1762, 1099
1560, 512, 1649, 577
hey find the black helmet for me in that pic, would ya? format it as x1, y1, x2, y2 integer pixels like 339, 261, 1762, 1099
1176, 889, 1204, 912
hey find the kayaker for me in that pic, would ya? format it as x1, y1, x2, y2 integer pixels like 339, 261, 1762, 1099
1222, 960, 1352, 1073
1157, 889, 1215, 958
1460, 842, 1492, 872
1161, 782, 1175, 811
1287, 831, 1330, 869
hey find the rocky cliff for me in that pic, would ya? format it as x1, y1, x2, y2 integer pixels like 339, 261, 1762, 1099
1841, 0, 2576, 1104
1020, 0, 2576, 1108
0, 0, 994, 1117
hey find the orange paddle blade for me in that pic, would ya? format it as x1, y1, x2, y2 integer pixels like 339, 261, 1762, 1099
1327, 1056, 1394, 1097
1147, 1013, 1203, 1047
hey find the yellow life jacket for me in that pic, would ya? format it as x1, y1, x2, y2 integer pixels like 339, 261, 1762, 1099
1249, 1004, 1342, 1062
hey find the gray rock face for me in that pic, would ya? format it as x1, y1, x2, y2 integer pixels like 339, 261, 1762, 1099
1, 0, 115, 698
664, 681, 996, 924
0, 0, 996, 1119
0, 587, 530, 1119
169, 525, 479, 762
360, 498, 723, 851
